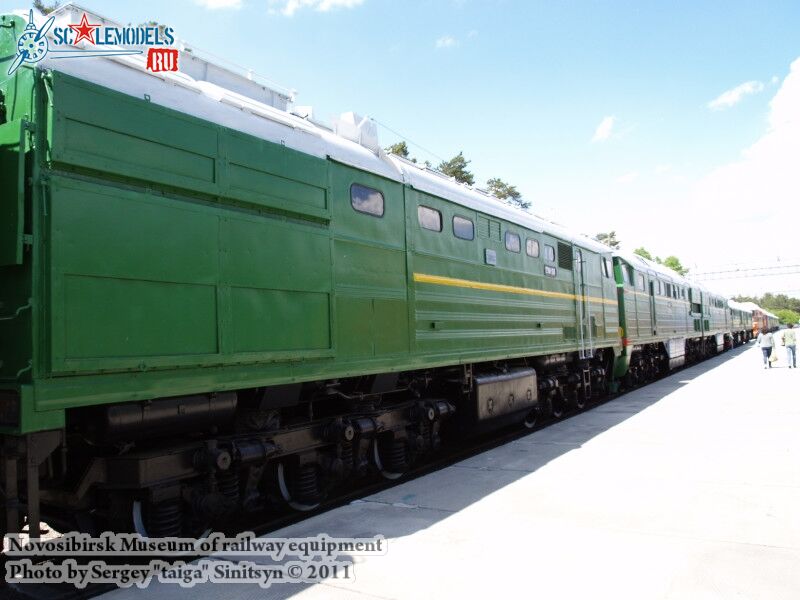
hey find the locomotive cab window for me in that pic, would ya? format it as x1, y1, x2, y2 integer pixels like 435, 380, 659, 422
637, 274, 645, 290
350, 183, 385, 217
505, 231, 521, 253
622, 266, 632, 286
602, 257, 612, 278
453, 216, 474, 240
544, 244, 556, 262
526, 238, 540, 257
418, 206, 442, 231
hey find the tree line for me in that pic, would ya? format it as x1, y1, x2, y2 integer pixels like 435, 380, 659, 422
385, 142, 530, 210
593, 232, 688, 275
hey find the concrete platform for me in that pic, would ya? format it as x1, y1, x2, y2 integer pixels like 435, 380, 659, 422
102, 343, 800, 600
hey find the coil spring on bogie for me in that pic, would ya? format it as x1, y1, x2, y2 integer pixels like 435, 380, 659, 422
340, 442, 354, 470
418, 420, 431, 451
218, 471, 240, 507
147, 501, 182, 538
386, 439, 407, 473
292, 464, 320, 504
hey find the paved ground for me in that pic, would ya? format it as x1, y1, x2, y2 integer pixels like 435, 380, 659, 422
101, 342, 800, 600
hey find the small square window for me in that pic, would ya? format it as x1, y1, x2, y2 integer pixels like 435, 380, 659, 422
526, 238, 540, 258
418, 206, 442, 231
453, 216, 474, 240
505, 231, 521, 253
544, 265, 557, 278
351, 184, 384, 217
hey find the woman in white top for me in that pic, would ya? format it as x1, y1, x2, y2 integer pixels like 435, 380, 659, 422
757, 329, 774, 369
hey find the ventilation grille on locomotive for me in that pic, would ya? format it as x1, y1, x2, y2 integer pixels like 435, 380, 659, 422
557, 243, 573, 270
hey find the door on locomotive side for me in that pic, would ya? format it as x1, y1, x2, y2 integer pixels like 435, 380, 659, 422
574, 248, 592, 359
332, 165, 409, 360
648, 277, 657, 336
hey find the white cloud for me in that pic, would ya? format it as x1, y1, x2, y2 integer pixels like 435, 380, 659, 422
707, 80, 764, 110
269, 0, 365, 16
667, 57, 800, 294
467, 30, 478, 38
195, 0, 242, 8
616, 171, 638, 184
435, 35, 458, 49
655, 164, 672, 174
592, 115, 615, 142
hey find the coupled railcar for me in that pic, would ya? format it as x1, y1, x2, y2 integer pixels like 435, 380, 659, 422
728, 300, 754, 346
0, 9, 746, 539
736, 302, 779, 335
611, 253, 736, 385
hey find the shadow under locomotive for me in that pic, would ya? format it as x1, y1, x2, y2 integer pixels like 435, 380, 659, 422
126, 345, 748, 600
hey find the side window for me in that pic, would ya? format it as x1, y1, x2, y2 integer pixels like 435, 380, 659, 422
351, 183, 384, 217
575, 250, 583, 272
526, 238, 540, 257
544, 244, 556, 262
418, 206, 442, 231
622, 266, 631, 286
505, 231, 521, 253
602, 257, 611, 278
637, 274, 645, 291
544, 265, 557, 277
453, 216, 474, 240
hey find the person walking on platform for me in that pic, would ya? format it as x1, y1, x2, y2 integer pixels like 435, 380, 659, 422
757, 328, 774, 369
785, 326, 797, 369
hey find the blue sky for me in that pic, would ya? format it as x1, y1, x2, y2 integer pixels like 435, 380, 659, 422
3, 0, 799, 296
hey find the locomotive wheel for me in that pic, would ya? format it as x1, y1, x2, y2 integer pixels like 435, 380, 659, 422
523, 407, 538, 429
551, 395, 565, 419
277, 462, 322, 512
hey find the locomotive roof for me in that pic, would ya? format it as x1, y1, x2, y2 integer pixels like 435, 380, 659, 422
728, 299, 754, 313
36, 52, 736, 300
613, 251, 688, 284
24, 6, 610, 257
735, 301, 777, 318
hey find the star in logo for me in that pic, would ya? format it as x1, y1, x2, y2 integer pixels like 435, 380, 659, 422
68, 13, 100, 46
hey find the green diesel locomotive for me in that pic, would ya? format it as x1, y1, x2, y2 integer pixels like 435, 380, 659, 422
0, 9, 749, 538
